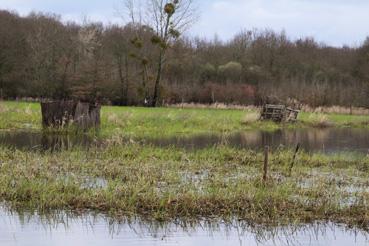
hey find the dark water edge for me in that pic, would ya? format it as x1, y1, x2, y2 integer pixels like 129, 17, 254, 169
1, 128, 369, 154
0, 208, 368, 246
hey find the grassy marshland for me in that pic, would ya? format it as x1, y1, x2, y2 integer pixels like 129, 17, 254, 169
1, 101, 369, 138
0, 143, 368, 227
1, 101, 369, 228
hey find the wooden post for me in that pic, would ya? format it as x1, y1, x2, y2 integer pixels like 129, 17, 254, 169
263, 146, 269, 183
288, 143, 300, 177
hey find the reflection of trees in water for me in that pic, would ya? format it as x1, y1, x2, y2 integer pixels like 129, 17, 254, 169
238, 131, 261, 147
41, 133, 98, 151
0, 132, 42, 149
4, 208, 369, 245
151, 129, 369, 153
0, 131, 95, 151
238, 129, 340, 152
305, 129, 331, 148
2, 128, 369, 153
41, 133, 72, 151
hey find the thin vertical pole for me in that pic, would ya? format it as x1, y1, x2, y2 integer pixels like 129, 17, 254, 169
263, 146, 269, 183
289, 143, 300, 176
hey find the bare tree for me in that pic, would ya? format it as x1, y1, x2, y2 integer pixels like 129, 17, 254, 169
3, 9, 369, 107
104, 25, 136, 105
121, 0, 151, 105
75, 22, 105, 102
123, 0, 198, 106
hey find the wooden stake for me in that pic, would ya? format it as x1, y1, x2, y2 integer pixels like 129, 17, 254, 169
288, 143, 300, 176
263, 146, 269, 183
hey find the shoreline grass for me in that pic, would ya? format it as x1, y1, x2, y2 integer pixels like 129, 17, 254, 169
0, 143, 368, 228
1, 101, 369, 138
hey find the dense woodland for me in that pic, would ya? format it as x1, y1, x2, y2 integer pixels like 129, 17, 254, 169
0, 9, 369, 107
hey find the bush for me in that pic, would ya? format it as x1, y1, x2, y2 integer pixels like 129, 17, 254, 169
218, 61, 242, 82
200, 63, 217, 82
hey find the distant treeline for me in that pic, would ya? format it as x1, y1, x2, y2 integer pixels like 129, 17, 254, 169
1, 10, 369, 107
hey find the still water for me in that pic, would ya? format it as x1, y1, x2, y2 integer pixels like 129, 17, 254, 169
0, 209, 368, 246
147, 128, 369, 153
1, 128, 369, 153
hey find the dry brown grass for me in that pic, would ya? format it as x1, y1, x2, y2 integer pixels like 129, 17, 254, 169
24, 105, 33, 115
169, 103, 260, 111
170, 103, 369, 116
0, 102, 8, 113
241, 112, 261, 124
308, 113, 333, 128
107, 112, 119, 124
302, 105, 369, 115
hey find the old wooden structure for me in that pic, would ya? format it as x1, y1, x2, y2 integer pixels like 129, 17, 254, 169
260, 104, 299, 123
41, 100, 100, 129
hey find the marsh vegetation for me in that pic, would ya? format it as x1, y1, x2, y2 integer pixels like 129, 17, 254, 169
1, 100, 369, 245
1, 142, 369, 227
2, 1, 369, 244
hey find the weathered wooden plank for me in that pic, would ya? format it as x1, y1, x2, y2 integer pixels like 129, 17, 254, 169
261, 104, 299, 123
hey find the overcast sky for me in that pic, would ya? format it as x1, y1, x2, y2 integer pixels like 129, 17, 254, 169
1, 0, 368, 47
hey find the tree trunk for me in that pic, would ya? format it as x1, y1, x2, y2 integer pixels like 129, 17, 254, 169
151, 51, 163, 107
41, 100, 100, 129
118, 56, 127, 106
0, 77, 3, 100
141, 63, 149, 105
124, 54, 129, 105
59, 61, 70, 99
151, 12, 171, 107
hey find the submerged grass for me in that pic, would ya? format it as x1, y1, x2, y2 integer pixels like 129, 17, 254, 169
0, 143, 368, 228
2, 101, 369, 138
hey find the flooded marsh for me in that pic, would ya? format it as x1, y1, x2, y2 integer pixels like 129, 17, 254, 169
1, 102, 369, 244
0, 142, 368, 228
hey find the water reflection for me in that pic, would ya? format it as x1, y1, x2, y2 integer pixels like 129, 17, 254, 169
0, 208, 368, 246
147, 128, 369, 153
0, 131, 95, 151
1, 128, 369, 153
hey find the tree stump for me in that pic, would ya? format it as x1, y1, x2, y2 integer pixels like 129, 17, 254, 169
41, 100, 100, 129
